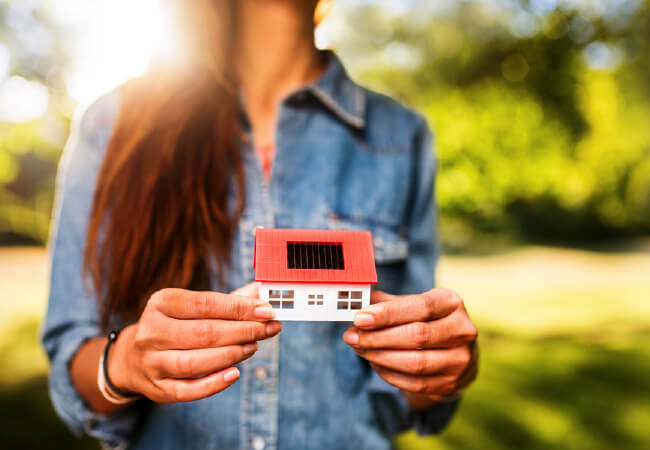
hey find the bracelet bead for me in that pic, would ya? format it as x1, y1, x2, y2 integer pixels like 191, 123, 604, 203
97, 326, 141, 404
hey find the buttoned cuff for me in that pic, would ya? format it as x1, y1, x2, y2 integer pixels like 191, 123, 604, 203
47, 325, 147, 448
368, 370, 458, 436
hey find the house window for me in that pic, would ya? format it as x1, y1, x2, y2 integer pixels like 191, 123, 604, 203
287, 242, 344, 270
337, 301, 349, 310
351, 302, 362, 310
338, 291, 349, 299
271, 290, 294, 309
351, 291, 362, 299
308, 294, 316, 306
308, 293, 324, 306
269, 290, 294, 308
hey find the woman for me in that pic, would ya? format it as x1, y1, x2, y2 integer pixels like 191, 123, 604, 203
42, 1, 478, 449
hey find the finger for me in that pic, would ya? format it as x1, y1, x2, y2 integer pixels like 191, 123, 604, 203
456, 358, 479, 393
156, 343, 258, 379
156, 366, 241, 403
231, 283, 259, 298
344, 310, 476, 349
354, 288, 462, 330
151, 288, 273, 321
150, 318, 282, 350
370, 363, 457, 397
353, 347, 470, 376
455, 342, 480, 391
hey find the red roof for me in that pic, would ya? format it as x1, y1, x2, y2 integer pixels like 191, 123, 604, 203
254, 228, 378, 284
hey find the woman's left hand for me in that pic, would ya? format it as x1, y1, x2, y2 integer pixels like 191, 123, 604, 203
343, 288, 478, 405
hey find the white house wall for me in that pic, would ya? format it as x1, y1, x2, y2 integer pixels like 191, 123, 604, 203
257, 282, 371, 321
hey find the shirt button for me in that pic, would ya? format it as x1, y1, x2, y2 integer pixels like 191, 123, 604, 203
252, 436, 265, 450
254, 366, 268, 380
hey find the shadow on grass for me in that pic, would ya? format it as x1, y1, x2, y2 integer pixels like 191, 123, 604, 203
528, 236, 650, 255
0, 376, 97, 450
442, 233, 650, 257
399, 332, 650, 450
0, 318, 98, 450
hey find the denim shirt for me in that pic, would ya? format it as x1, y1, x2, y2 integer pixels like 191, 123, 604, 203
41, 53, 458, 450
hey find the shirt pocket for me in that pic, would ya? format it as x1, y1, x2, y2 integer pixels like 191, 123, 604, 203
326, 213, 408, 265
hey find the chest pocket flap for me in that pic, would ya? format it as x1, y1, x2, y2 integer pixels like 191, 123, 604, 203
326, 214, 408, 265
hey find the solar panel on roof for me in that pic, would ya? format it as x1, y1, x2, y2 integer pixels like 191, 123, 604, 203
287, 242, 344, 270
254, 228, 378, 284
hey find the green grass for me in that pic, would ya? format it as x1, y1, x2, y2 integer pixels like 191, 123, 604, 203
0, 317, 97, 449
397, 331, 650, 450
1, 244, 649, 449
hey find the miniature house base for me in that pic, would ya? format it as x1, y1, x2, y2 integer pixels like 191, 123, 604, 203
258, 282, 371, 321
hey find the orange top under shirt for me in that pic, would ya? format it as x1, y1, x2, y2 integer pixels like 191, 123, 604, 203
256, 143, 274, 180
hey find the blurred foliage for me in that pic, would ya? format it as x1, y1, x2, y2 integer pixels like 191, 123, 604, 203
0, 120, 64, 244
0, 0, 649, 248
0, 0, 70, 244
331, 0, 650, 246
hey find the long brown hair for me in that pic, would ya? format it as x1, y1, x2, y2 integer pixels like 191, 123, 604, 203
84, 0, 246, 330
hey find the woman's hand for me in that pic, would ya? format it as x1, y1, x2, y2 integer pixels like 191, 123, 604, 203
108, 285, 281, 403
343, 288, 478, 406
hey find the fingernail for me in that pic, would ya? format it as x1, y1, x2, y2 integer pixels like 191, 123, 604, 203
344, 330, 359, 346
354, 313, 374, 327
243, 343, 258, 355
223, 367, 240, 383
265, 321, 282, 336
254, 305, 274, 319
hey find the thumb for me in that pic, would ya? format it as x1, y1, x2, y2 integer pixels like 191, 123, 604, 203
231, 282, 259, 298
370, 289, 400, 305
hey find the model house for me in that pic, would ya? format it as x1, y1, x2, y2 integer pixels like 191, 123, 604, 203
254, 228, 378, 321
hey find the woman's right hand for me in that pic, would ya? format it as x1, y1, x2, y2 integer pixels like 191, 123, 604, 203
106, 286, 280, 403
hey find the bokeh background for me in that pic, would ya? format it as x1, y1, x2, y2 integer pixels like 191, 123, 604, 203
1, 0, 649, 449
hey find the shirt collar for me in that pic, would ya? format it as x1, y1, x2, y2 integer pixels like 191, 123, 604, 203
306, 51, 366, 129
